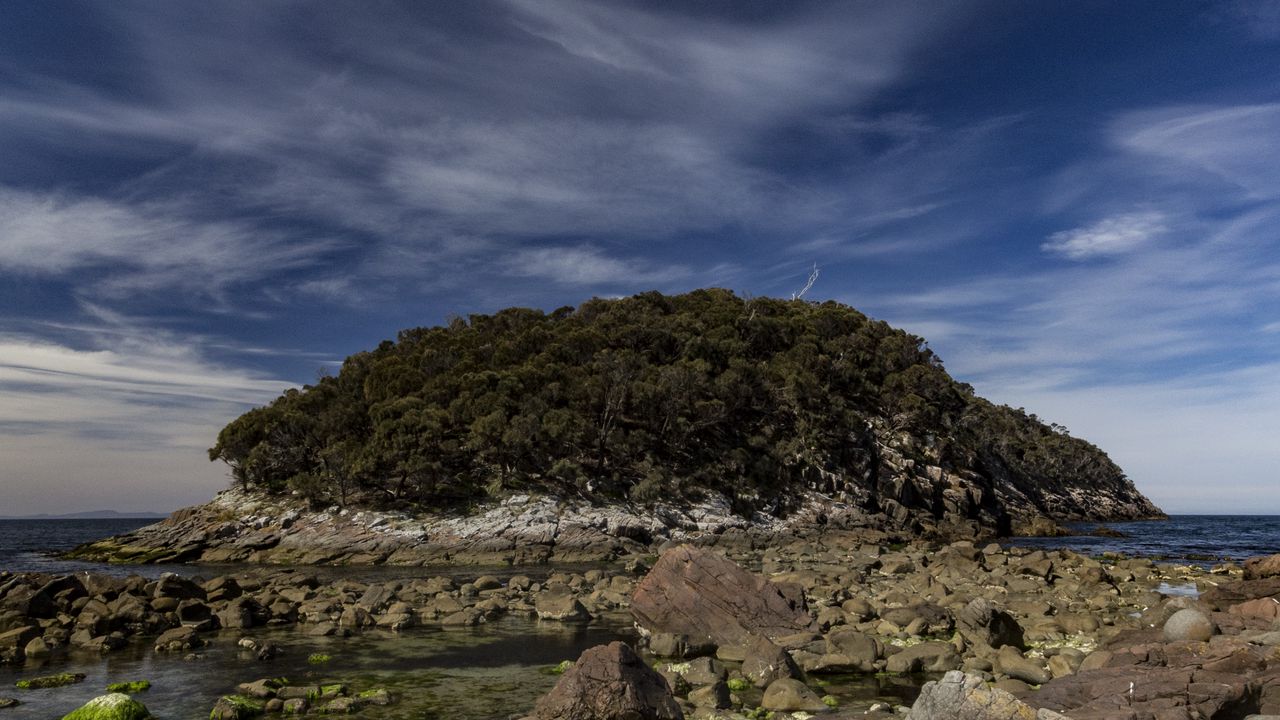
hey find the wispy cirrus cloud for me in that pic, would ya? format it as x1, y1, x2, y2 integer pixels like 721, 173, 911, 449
1041, 211, 1167, 260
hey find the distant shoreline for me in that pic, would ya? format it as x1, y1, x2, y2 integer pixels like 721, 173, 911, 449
0, 511, 169, 520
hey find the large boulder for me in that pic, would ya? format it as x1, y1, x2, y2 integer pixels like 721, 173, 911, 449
908, 671, 1037, 720
61, 693, 152, 720
631, 546, 816, 647
527, 642, 682, 720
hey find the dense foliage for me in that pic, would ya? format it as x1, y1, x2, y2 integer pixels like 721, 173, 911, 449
209, 289, 1121, 513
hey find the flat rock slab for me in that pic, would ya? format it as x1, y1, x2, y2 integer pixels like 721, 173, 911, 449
630, 545, 818, 647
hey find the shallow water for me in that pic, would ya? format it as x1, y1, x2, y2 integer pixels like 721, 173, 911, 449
1, 614, 923, 718
1, 616, 634, 719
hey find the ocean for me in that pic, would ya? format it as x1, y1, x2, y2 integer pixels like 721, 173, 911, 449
1, 515, 1278, 579
1004, 515, 1280, 565
0, 518, 168, 576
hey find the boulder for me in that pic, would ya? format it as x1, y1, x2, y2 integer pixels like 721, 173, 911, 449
1245, 553, 1280, 580
535, 589, 590, 621
1163, 608, 1215, 642
209, 695, 265, 720
908, 671, 1037, 720
152, 574, 205, 602
761, 678, 830, 712
885, 642, 961, 674
631, 546, 816, 646
956, 598, 1025, 650
527, 641, 682, 720
154, 625, 200, 651
741, 636, 801, 688
61, 693, 152, 720
1231, 597, 1280, 620
995, 645, 1049, 686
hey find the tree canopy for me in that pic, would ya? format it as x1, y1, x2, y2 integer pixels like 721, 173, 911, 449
209, 289, 1124, 515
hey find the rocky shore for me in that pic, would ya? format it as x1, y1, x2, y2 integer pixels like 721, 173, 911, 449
9, 534, 1280, 718
64, 485, 1159, 569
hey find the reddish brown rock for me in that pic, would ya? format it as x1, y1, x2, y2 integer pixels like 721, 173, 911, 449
1244, 553, 1280, 581
630, 546, 817, 647
1200, 577, 1280, 609
527, 641, 682, 720
1229, 597, 1280, 620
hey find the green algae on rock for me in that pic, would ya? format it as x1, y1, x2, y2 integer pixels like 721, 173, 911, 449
209, 694, 264, 719
105, 681, 151, 694
16, 672, 86, 689
61, 693, 152, 720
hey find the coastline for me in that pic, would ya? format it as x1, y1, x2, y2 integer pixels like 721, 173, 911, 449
8, 530, 1278, 718
62, 487, 1165, 570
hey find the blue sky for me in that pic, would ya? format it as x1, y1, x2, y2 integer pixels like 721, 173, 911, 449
3, 1, 1279, 515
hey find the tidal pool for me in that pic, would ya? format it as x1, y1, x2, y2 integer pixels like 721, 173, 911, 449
3, 612, 925, 719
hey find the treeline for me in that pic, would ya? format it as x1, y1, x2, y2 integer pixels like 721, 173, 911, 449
209, 289, 1120, 513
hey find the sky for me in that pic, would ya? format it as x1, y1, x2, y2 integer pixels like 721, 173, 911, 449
2, 1, 1279, 515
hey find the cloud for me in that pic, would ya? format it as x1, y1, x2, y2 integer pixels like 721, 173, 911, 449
0, 309, 293, 514
0, 187, 338, 298
1116, 103, 1280, 199
502, 245, 689, 285
1041, 211, 1166, 260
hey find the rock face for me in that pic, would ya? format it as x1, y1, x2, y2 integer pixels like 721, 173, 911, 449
630, 546, 818, 647
908, 671, 1037, 720
527, 642, 682, 720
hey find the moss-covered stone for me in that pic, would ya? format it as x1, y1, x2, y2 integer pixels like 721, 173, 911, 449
105, 681, 151, 694
307, 653, 332, 664
16, 673, 86, 690
61, 693, 152, 720
209, 694, 264, 720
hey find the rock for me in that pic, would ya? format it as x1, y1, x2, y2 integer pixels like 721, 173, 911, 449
0, 697, 17, 709
631, 546, 817, 646
204, 577, 243, 602
535, 589, 590, 621
154, 625, 200, 651
528, 641, 682, 720
61, 693, 152, 720
22, 636, 50, 658
956, 598, 1025, 650
1231, 597, 1280, 620
15, 672, 86, 689
0, 626, 38, 664
216, 597, 262, 629
210, 695, 265, 719
885, 642, 961, 674
1245, 553, 1280, 580
679, 656, 727, 686
1163, 608, 1216, 642
152, 574, 205, 601
741, 636, 801, 688
908, 670, 1037, 720
995, 645, 1049, 685
761, 678, 830, 712
687, 682, 730, 709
